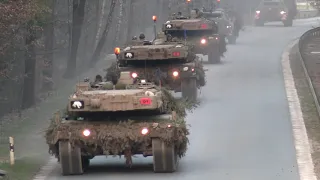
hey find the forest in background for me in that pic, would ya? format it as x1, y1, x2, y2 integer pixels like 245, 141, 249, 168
0, 0, 300, 118
0, 0, 185, 118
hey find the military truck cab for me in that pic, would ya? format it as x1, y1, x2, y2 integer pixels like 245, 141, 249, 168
162, 18, 221, 64
254, 0, 293, 26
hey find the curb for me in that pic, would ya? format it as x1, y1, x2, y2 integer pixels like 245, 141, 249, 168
281, 39, 317, 180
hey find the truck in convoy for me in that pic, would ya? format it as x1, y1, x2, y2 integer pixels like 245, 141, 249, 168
201, 8, 237, 44
163, 9, 223, 64
45, 74, 189, 175
254, 0, 297, 26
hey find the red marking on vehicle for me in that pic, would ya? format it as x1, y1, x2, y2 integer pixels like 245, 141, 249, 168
200, 24, 208, 29
172, 52, 180, 56
140, 98, 152, 105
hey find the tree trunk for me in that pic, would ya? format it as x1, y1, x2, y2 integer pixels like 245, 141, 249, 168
43, 0, 55, 91
94, 0, 107, 49
90, 0, 116, 64
22, 23, 37, 109
114, 0, 123, 46
126, 0, 134, 43
64, 0, 86, 78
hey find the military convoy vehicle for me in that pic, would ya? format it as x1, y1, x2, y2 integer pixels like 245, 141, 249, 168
114, 34, 205, 101
45, 74, 189, 175
254, 0, 294, 26
202, 9, 237, 44
163, 10, 222, 64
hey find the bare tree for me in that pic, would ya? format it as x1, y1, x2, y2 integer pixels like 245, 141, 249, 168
90, 0, 116, 64
22, 22, 37, 108
43, 0, 56, 91
114, 0, 124, 45
64, 0, 86, 78
94, 0, 107, 49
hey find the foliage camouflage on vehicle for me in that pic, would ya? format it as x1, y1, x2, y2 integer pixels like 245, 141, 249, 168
45, 81, 198, 161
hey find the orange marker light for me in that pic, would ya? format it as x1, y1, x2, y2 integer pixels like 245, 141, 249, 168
114, 47, 120, 55
152, 15, 157, 21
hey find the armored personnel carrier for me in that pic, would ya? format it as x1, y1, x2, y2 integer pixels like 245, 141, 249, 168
45, 73, 189, 176
163, 9, 222, 64
254, 0, 294, 27
202, 9, 237, 44
114, 30, 205, 101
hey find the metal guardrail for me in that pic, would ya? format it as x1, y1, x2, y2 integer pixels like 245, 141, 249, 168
298, 27, 320, 118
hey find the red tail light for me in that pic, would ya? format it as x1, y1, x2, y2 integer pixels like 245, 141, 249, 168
200, 24, 208, 29
172, 52, 180, 57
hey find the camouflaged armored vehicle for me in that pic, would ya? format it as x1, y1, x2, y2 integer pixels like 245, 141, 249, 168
114, 38, 205, 101
202, 9, 237, 44
254, 0, 294, 26
45, 74, 189, 175
163, 9, 222, 63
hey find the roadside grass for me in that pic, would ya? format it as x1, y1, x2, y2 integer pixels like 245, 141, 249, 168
0, 55, 113, 179
0, 157, 42, 180
289, 44, 320, 179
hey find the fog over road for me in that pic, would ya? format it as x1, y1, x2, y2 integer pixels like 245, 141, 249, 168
45, 18, 320, 180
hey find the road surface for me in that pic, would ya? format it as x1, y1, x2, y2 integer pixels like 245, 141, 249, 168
45, 18, 320, 180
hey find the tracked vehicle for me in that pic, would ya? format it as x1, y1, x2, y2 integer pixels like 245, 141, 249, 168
163, 10, 222, 63
115, 38, 205, 101
114, 16, 205, 101
45, 74, 189, 176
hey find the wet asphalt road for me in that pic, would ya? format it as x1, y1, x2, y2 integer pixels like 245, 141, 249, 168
46, 18, 320, 180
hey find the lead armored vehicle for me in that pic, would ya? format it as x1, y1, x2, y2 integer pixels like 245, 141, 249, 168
254, 0, 293, 26
163, 10, 222, 63
45, 73, 189, 175
114, 28, 205, 101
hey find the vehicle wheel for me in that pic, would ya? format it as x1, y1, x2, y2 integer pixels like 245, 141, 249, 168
152, 138, 178, 173
82, 157, 90, 172
227, 35, 236, 44
59, 141, 83, 175
254, 19, 264, 26
208, 46, 221, 64
181, 78, 197, 102
283, 19, 293, 27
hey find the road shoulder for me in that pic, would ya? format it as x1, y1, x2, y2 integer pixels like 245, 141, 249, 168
285, 40, 318, 180
0, 55, 115, 179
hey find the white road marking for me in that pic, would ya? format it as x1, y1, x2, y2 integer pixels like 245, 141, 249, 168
310, 52, 320, 54
281, 39, 317, 180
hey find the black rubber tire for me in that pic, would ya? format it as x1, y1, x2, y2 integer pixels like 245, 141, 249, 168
283, 19, 293, 27
208, 46, 221, 64
227, 35, 236, 44
59, 141, 83, 176
152, 138, 178, 173
181, 78, 197, 102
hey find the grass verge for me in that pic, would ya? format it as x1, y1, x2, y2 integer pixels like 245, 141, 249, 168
289, 43, 320, 179
0, 158, 42, 180
0, 56, 114, 179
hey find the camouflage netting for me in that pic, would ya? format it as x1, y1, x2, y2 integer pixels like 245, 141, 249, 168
45, 83, 198, 160
45, 117, 189, 159
104, 62, 206, 88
